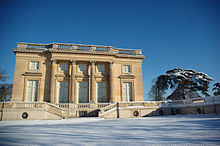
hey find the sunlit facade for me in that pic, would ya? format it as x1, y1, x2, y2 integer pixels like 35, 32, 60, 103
12, 42, 145, 104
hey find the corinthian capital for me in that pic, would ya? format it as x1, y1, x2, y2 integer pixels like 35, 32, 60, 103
51, 60, 57, 64
90, 60, 96, 64
71, 60, 77, 65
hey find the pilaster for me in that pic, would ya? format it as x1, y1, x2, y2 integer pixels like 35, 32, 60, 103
71, 60, 77, 103
109, 61, 114, 102
90, 60, 96, 103
50, 60, 56, 103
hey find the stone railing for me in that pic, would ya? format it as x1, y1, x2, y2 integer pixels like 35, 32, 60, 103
16, 42, 143, 56
56, 103, 110, 109
45, 103, 67, 118
97, 103, 110, 108
0, 102, 67, 118
99, 103, 117, 114
165, 96, 220, 106
57, 103, 70, 109
0, 102, 38, 109
99, 101, 167, 116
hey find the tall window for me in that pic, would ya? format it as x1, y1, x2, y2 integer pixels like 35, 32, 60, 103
97, 64, 105, 73
77, 81, 88, 103
122, 65, 131, 73
29, 61, 39, 71
57, 81, 68, 103
59, 63, 68, 73
123, 82, 132, 102
78, 63, 87, 73
27, 80, 38, 102
96, 82, 106, 103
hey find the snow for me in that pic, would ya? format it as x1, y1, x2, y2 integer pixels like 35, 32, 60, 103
99, 107, 116, 116
0, 115, 220, 145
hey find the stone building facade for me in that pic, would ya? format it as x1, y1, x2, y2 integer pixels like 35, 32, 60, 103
12, 42, 145, 105
1, 43, 220, 120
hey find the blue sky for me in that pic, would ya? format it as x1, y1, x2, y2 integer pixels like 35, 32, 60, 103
0, 0, 219, 100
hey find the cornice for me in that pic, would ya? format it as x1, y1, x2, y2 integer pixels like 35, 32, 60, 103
118, 75, 135, 79
13, 49, 44, 54
13, 49, 145, 59
22, 72, 42, 77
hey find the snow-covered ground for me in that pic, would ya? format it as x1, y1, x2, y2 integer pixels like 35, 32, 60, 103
0, 115, 220, 145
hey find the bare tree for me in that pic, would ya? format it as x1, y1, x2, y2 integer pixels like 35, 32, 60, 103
0, 69, 8, 82
0, 69, 12, 101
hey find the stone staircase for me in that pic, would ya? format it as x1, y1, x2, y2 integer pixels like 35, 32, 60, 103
0, 102, 68, 120
44, 102, 67, 118
99, 101, 165, 119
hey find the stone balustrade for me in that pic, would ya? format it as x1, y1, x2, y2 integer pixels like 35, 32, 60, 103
16, 42, 143, 56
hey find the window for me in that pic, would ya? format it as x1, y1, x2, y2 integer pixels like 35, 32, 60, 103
96, 82, 106, 103
29, 61, 39, 71
78, 63, 87, 73
59, 63, 68, 73
57, 81, 68, 103
77, 81, 88, 103
27, 80, 38, 102
123, 82, 132, 102
122, 65, 131, 73
97, 64, 105, 73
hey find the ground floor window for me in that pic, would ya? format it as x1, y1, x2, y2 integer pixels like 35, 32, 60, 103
27, 80, 38, 102
123, 82, 132, 102
77, 81, 88, 103
96, 82, 106, 103
57, 81, 68, 103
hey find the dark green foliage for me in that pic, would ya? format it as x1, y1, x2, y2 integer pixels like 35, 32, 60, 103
213, 83, 220, 96
149, 68, 213, 101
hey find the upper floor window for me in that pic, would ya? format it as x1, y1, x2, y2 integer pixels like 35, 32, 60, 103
29, 61, 39, 71
122, 65, 131, 73
78, 63, 87, 73
59, 63, 68, 73
97, 64, 105, 73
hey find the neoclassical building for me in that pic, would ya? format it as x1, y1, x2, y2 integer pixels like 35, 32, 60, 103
2, 42, 219, 120
12, 42, 145, 105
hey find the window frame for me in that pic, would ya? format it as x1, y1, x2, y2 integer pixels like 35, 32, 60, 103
122, 82, 132, 102
77, 81, 88, 103
122, 65, 131, 74
58, 63, 68, 73
29, 61, 39, 71
57, 81, 69, 103
96, 64, 105, 74
26, 80, 39, 102
78, 63, 88, 74
96, 81, 107, 103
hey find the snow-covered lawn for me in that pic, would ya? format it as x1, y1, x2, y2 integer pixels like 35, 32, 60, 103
0, 115, 220, 145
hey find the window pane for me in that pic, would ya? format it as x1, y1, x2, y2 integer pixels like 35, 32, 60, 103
78, 81, 88, 103
123, 65, 130, 73
59, 63, 68, 72
97, 64, 105, 73
78, 64, 87, 73
123, 82, 132, 101
30, 61, 39, 70
97, 82, 106, 103
27, 80, 38, 102
57, 81, 68, 103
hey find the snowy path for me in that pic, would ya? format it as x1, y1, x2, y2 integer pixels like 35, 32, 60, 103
0, 115, 220, 145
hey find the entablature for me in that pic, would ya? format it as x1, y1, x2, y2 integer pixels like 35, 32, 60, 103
13, 42, 145, 59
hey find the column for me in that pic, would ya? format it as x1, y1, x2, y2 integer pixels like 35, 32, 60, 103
109, 61, 114, 102
90, 60, 96, 103
50, 60, 56, 103
71, 60, 77, 103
